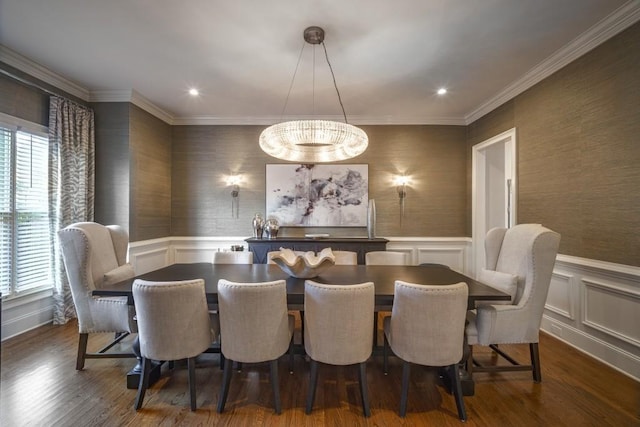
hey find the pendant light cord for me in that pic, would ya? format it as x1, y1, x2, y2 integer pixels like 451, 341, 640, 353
278, 38, 350, 124
321, 41, 349, 124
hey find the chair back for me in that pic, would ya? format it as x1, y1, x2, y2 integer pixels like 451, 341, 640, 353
388, 281, 468, 366
58, 222, 135, 333
133, 279, 213, 361
485, 224, 560, 308
332, 250, 358, 265
365, 251, 408, 265
304, 281, 374, 365
217, 279, 292, 363
213, 251, 253, 264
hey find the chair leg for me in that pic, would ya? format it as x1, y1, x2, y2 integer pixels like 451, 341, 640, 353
270, 359, 282, 414
399, 361, 411, 417
305, 359, 318, 414
451, 363, 467, 421
187, 357, 197, 411
373, 312, 378, 348
300, 310, 305, 346
358, 361, 371, 417
289, 336, 294, 374
530, 342, 542, 382
383, 333, 389, 375
134, 357, 151, 410
217, 357, 233, 413
77, 333, 88, 370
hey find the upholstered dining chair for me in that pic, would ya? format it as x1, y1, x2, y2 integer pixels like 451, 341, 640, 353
58, 222, 137, 370
383, 281, 469, 420
132, 279, 215, 411
332, 250, 358, 265
304, 280, 375, 417
216, 279, 294, 414
465, 223, 560, 382
365, 251, 409, 265
212, 251, 253, 264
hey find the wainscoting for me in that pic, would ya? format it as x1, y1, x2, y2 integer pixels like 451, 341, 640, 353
2, 236, 638, 382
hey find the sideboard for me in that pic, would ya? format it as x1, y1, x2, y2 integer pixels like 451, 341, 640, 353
245, 237, 389, 264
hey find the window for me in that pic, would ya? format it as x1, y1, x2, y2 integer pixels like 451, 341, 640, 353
0, 118, 52, 298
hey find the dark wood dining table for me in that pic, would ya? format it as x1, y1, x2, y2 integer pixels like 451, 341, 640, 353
93, 262, 509, 395
93, 262, 510, 310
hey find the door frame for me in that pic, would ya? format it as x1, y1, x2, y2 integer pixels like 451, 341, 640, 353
472, 128, 517, 277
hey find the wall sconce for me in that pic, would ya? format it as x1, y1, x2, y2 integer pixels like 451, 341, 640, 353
394, 175, 410, 226
226, 175, 242, 218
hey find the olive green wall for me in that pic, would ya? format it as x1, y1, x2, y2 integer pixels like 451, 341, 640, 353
171, 125, 468, 238
467, 22, 640, 266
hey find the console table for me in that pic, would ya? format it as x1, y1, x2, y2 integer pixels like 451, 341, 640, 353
245, 237, 389, 264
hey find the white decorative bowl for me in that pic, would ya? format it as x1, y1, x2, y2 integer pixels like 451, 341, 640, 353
271, 247, 336, 278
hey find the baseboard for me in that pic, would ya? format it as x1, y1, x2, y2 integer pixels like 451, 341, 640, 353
541, 316, 639, 382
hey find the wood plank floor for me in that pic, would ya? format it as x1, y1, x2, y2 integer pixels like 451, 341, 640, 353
1, 319, 638, 426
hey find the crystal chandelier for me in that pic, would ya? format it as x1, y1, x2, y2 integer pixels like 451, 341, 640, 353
259, 26, 368, 163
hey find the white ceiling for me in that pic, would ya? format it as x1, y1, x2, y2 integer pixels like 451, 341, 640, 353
0, 1, 638, 125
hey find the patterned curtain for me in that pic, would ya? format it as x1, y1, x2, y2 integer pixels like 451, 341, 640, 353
48, 96, 95, 325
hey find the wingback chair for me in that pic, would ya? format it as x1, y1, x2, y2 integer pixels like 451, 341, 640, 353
465, 223, 560, 382
58, 222, 137, 370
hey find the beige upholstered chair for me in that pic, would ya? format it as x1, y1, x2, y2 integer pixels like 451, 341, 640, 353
58, 222, 137, 370
216, 279, 294, 414
132, 279, 214, 411
332, 250, 358, 265
466, 224, 560, 382
212, 251, 253, 264
383, 281, 468, 420
304, 280, 375, 417
365, 251, 409, 265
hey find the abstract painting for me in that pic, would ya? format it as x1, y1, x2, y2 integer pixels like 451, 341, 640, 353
266, 164, 368, 227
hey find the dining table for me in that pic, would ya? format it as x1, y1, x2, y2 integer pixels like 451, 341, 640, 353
94, 262, 510, 395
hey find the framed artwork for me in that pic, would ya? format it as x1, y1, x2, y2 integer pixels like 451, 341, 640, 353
266, 164, 369, 227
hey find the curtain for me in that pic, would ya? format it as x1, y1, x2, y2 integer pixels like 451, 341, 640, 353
48, 96, 95, 325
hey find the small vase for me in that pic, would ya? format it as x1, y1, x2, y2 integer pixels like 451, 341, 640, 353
367, 199, 376, 239
252, 213, 264, 239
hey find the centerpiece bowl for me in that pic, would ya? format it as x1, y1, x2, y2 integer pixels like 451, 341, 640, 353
270, 247, 336, 279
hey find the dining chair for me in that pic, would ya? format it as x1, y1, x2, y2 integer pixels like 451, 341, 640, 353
216, 279, 294, 414
332, 250, 358, 265
304, 280, 375, 417
466, 224, 560, 382
365, 251, 409, 266
383, 280, 469, 420
132, 279, 215, 411
58, 222, 137, 370
212, 251, 253, 264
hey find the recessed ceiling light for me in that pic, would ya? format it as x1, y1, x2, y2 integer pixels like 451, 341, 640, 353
437, 88, 447, 96
188, 88, 199, 96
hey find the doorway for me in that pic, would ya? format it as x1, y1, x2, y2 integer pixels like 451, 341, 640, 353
472, 128, 517, 277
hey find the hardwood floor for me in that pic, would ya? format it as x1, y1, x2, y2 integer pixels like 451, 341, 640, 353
1, 320, 638, 426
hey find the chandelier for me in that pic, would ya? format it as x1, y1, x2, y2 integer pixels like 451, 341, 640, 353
259, 26, 368, 163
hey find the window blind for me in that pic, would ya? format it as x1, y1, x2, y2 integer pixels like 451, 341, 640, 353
0, 125, 51, 297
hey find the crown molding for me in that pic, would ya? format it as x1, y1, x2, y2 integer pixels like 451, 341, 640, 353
0, 45, 90, 101
464, 1, 640, 125
90, 89, 174, 124
172, 114, 466, 126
